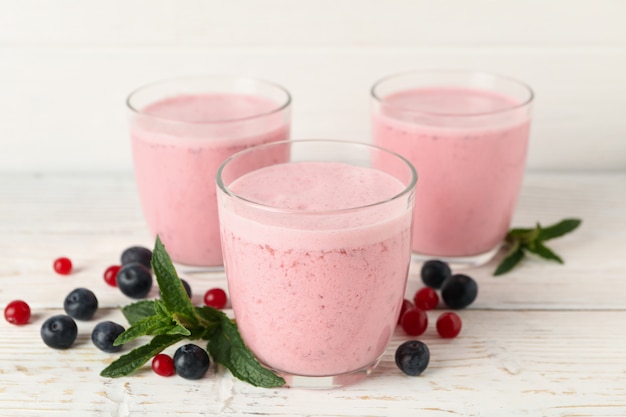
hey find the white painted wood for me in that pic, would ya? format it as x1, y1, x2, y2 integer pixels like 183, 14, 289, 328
1, 0, 625, 46
1, 47, 625, 172
0, 0, 626, 172
1, 172, 626, 416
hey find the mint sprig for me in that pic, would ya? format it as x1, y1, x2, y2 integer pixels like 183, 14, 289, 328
100, 236, 285, 388
494, 218, 582, 276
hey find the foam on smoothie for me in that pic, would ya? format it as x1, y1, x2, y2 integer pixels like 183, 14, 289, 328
219, 161, 413, 376
131, 93, 289, 266
373, 86, 530, 257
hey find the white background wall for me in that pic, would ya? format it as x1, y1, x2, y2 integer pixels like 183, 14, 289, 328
1, 0, 625, 173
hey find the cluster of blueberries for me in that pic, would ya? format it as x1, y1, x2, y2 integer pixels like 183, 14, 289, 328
40, 246, 209, 380
40, 246, 155, 351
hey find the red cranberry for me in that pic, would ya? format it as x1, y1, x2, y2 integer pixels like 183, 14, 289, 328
400, 307, 428, 336
103, 265, 121, 287
414, 287, 439, 310
397, 299, 414, 324
152, 353, 175, 377
436, 312, 462, 338
53, 257, 73, 275
4, 300, 31, 325
204, 288, 227, 309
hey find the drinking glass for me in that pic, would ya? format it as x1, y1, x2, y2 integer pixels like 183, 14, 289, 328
372, 70, 533, 267
217, 139, 416, 388
127, 76, 291, 267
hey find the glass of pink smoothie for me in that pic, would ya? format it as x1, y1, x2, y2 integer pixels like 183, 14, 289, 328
127, 76, 291, 268
371, 70, 534, 267
216, 139, 417, 388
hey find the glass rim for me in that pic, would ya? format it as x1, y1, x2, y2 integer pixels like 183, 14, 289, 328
216, 139, 418, 216
370, 69, 535, 118
126, 75, 292, 125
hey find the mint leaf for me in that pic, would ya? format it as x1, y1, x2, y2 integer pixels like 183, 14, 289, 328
196, 307, 285, 388
506, 226, 540, 244
151, 236, 197, 326
494, 217, 581, 275
537, 218, 581, 241
102, 235, 285, 387
526, 240, 563, 263
113, 315, 174, 346
494, 241, 525, 276
122, 300, 156, 325
101, 334, 185, 378
166, 324, 192, 336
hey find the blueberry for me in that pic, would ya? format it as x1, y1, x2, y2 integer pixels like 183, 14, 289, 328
63, 288, 98, 320
91, 321, 126, 353
395, 340, 430, 376
173, 344, 210, 380
41, 315, 78, 349
181, 279, 192, 299
121, 246, 152, 270
441, 274, 478, 309
117, 262, 153, 299
420, 260, 452, 289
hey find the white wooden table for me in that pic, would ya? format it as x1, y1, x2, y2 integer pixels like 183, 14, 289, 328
1, 172, 625, 416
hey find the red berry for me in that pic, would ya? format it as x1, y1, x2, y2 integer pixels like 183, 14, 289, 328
397, 299, 414, 324
414, 287, 439, 311
103, 265, 121, 287
436, 312, 462, 338
204, 288, 227, 309
53, 257, 73, 275
4, 300, 31, 325
400, 307, 428, 336
152, 353, 175, 377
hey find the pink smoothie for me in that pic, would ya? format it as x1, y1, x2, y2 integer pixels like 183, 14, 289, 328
218, 161, 413, 376
373, 87, 531, 257
131, 93, 289, 266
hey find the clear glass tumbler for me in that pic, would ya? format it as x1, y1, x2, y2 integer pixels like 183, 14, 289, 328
371, 70, 534, 267
127, 76, 291, 267
217, 139, 416, 388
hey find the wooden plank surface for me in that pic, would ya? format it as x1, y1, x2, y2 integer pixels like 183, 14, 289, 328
1, 172, 626, 416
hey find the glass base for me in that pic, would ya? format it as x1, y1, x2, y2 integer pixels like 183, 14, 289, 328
410, 244, 501, 270
172, 262, 225, 278
174, 263, 224, 273
276, 358, 381, 389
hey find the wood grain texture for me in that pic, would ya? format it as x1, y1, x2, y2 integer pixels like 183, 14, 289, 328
1, 172, 626, 416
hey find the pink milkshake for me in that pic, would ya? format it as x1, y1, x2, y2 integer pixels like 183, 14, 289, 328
217, 140, 416, 388
372, 71, 533, 265
128, 77, 291, 267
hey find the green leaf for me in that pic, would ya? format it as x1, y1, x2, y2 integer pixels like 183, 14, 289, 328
506, 226, 540, 244
122, 300, 157, 325
151, 236, 198, 326
101, 334, 185, 378
153, 299, 171, 319
166, 324, 192, 336
537, 218, 582, 241
526, 240, 564, 263
494, 241, 526, 276
102, 236, 284, 387
113, 315, 173, 346
193, 306, 222, 335
171, 312, 199, 333
197, 307, 285, 388
496, 217, 582, 275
